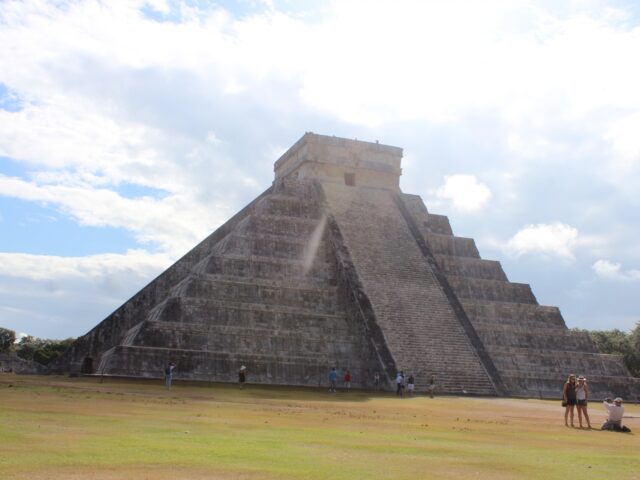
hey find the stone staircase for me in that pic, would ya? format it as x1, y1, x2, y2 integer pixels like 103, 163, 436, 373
401, 193, 637, 399
321, 183, 498, 395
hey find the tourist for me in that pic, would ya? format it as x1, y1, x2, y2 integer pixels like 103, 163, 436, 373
407, 374, 415, 396
373, 371, 380, 390
427, 374, 436, 398
344, 370, 352, 391
238, 365, 247, 388
575, 376, 591, 428
562, 373, 577, 427
329, 367, 337, 393
164, 362, 175, 390
601, 397, 630, 432
396, 371, 404, 397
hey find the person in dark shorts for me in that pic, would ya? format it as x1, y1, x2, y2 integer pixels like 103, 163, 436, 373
575, 376, 591, 428
562, 373, 577, 427
395, 371, 404, 397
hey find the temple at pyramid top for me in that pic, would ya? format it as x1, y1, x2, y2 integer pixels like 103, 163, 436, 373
274, 132, 403, 190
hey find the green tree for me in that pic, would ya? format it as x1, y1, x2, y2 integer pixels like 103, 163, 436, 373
15, 336, 75, 366
576, 327, 640, 377
0, 327, 16, 353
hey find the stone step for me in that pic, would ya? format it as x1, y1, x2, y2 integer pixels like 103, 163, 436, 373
434, 255, 508, 281
220, 233, 323, 260
498, 371, 640, 399
132, 321, 365, 356
100, 345, 373, 388
399, 194, 453, 236
423, 214, 453, 235
447, 275, 538, 304
423, 233, 480, 258
203, 254, 333, 282
255, 194, 322, 219
151, 297, 347, 325
174, 275, 340, 313
237, 214, 321, 238
460, 300, 566, 328
487, 348, 630, 377
474, 324, 596, 351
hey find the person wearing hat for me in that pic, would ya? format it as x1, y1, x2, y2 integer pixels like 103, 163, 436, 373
602, 397, 627, 431
575, 376, 592, 428
238, 365, 247, 388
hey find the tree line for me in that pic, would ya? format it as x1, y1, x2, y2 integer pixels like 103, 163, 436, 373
0, 327, 74, 365
572, 323, 640, 377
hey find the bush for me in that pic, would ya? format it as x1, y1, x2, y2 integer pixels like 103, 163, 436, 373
0, 327, 16, 353
15, 336, 75, 366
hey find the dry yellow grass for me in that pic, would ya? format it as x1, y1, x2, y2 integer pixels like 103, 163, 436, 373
1, 374, 638, 479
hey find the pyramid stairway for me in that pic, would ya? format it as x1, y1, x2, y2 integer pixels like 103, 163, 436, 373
321, 183, 500, 395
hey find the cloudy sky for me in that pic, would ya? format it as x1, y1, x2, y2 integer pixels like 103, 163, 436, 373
1, 0, 639, 340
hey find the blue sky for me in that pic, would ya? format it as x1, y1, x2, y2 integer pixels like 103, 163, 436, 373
1, 0, 639, 340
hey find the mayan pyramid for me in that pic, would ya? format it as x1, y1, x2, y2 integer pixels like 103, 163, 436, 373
55, 133, 639, 398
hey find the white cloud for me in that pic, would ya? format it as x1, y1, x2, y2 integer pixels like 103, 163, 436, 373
592, 259, 640, 281
604, 112, 640, 170
0, 0, 640, 336
0, 175, 229, 255
506, 222, 579, 260
434, 174, 492, 212
0, 250, 171, 281
0, 250, 172, 338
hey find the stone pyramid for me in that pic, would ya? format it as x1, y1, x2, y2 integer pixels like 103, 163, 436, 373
56, 133, 639, 398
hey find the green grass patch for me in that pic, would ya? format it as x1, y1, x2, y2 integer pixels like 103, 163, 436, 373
1, 375, 638, 479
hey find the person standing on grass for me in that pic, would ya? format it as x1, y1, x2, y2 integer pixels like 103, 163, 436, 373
164, 362, 175, 390
396, 371, 404, 397
373, 371, 380, 390
407, 374, 415, 396
427, 374, 436, 398
344, 370, 352, 391
575, 376, 591, 428
328, 367, 337, 393
238, 365, 247, 389
562, 373, 577, 427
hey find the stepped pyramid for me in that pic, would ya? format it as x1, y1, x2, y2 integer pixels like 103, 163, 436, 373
56, 133, 639, 398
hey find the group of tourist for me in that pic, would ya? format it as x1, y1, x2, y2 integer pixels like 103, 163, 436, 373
328, 367, 353, 393
562, 373, 631, 432
166, 364, 629, 433
328, 368, 436, 396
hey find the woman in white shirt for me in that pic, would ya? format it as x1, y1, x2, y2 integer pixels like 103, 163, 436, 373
575, 376, 591, 429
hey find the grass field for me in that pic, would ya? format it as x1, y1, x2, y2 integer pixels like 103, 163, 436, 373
1, 375, 638, 479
